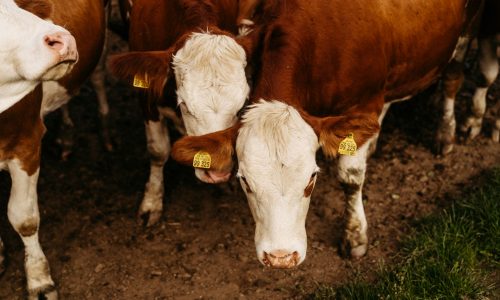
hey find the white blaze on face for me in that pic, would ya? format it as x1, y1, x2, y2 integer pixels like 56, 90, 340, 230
236, 100, 320, 268
173, 32, 249, 136
0, 0, 76, 113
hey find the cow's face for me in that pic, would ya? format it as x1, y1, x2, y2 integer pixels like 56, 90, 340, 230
171, 99, 380, 267
173, 33, 249, 183
235, 101, 319, 268
0, 0, 77, 84
110, 32, 249, 183
173, 33, 249, 134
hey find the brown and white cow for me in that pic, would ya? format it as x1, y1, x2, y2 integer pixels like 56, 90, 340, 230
109, 0, 252, 226
0, 0, 105, 298
171, 0, 483, 268
437, 0, 499, 154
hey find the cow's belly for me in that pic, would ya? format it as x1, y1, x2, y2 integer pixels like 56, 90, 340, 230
41, 81, 71, 116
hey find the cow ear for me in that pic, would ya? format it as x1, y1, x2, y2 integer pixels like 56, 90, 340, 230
171, 124, 241, 172
109, 49, 174, 99
236, 25, 263, 60
303, 113, 380, 158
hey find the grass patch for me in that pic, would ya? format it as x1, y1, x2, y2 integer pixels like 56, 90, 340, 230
311, 168, 500, 299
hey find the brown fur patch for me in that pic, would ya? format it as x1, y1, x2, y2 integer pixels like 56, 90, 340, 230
15, 0, 53, 20
18, 218, 39, 237
0, 85, 44, 175
171, 123, 240, 172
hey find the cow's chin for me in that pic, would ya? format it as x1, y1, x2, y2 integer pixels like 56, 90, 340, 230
194, 168, 231, 184
41, 60, 76, 81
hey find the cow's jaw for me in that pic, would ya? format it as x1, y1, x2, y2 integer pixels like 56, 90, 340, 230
0, 1, 77, 113
173, 32, 249, 166
236, 100, 320, 268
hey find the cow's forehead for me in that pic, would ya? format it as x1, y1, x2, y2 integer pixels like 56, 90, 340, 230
237, 100, 318, 174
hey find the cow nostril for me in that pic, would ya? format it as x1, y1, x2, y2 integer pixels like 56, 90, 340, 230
45, 35, 64, 51
263, 250, 300, 268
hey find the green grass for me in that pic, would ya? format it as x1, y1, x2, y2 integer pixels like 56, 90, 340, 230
310, 168, 500, 300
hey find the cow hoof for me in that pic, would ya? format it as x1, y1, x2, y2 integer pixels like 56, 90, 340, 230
460, 117, 483, 140
350, 244, 368, 259
440, 143, 454, 156
28, 285, 57, 300
138, 210, 162, 227
492, 129, 499, 143
339, 239, 368, 259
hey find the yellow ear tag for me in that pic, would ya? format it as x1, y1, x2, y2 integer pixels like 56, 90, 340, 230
193, 151, 211, 169
133, 73, 150, 89
338, 133, 357, 156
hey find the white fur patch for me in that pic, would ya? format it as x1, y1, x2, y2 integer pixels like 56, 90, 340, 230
41, 81, 71, 116
236, 100, 319, 266
173, 32, 249, 136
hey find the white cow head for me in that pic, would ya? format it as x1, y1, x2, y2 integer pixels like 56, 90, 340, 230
171, 99, 380, 268
0, 0, 78, 113
110, 32, 250, 183
236, 101, 319, 267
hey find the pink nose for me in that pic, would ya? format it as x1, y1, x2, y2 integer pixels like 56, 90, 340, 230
262, 250, 299, 269
196, 169, 231, 184
44, 32, 78, 63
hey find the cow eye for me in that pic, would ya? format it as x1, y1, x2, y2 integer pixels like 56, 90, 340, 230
239, 176, 252, 193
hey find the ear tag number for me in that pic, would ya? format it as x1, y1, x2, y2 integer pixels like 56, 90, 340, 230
133, 73, 150, 89
338, 133, 357, 156
193, 151, 211, 169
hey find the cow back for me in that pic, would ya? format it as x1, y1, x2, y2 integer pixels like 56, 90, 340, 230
129, 0, 239, 51
248, 0, 483, 116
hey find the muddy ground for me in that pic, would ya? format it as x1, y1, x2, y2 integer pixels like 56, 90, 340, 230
1, 7, 500, 300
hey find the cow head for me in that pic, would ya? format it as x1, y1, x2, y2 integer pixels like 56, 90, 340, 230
0, 0, 78, 113
110, 31, 250, 181
171, 99, 379, 267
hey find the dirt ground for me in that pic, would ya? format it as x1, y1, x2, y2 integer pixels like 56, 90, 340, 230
1, 5, 500, 300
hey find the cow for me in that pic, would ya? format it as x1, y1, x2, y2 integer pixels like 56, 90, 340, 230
109, 0, 252, 226
437, 0, 500, 154
0, 0, 106, 298
171, 0, 484, 268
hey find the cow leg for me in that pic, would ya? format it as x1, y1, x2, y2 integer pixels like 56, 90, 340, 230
337, 137, 372, 259
7, 160, 56, 300
139, 119, 170, 226
0, 236, 5, 275
367, 103, 391, 157
90, 52, 112, 152
491, 99, 500, 142
58, 104, 75, 160
436, 60, 464, 155
90, 4, 113, 152
462, 37, 499, 140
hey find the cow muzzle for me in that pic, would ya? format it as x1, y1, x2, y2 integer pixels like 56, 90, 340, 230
262, 250, 300, 269
195, 168, 231, 184
44, 31, 78, 64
